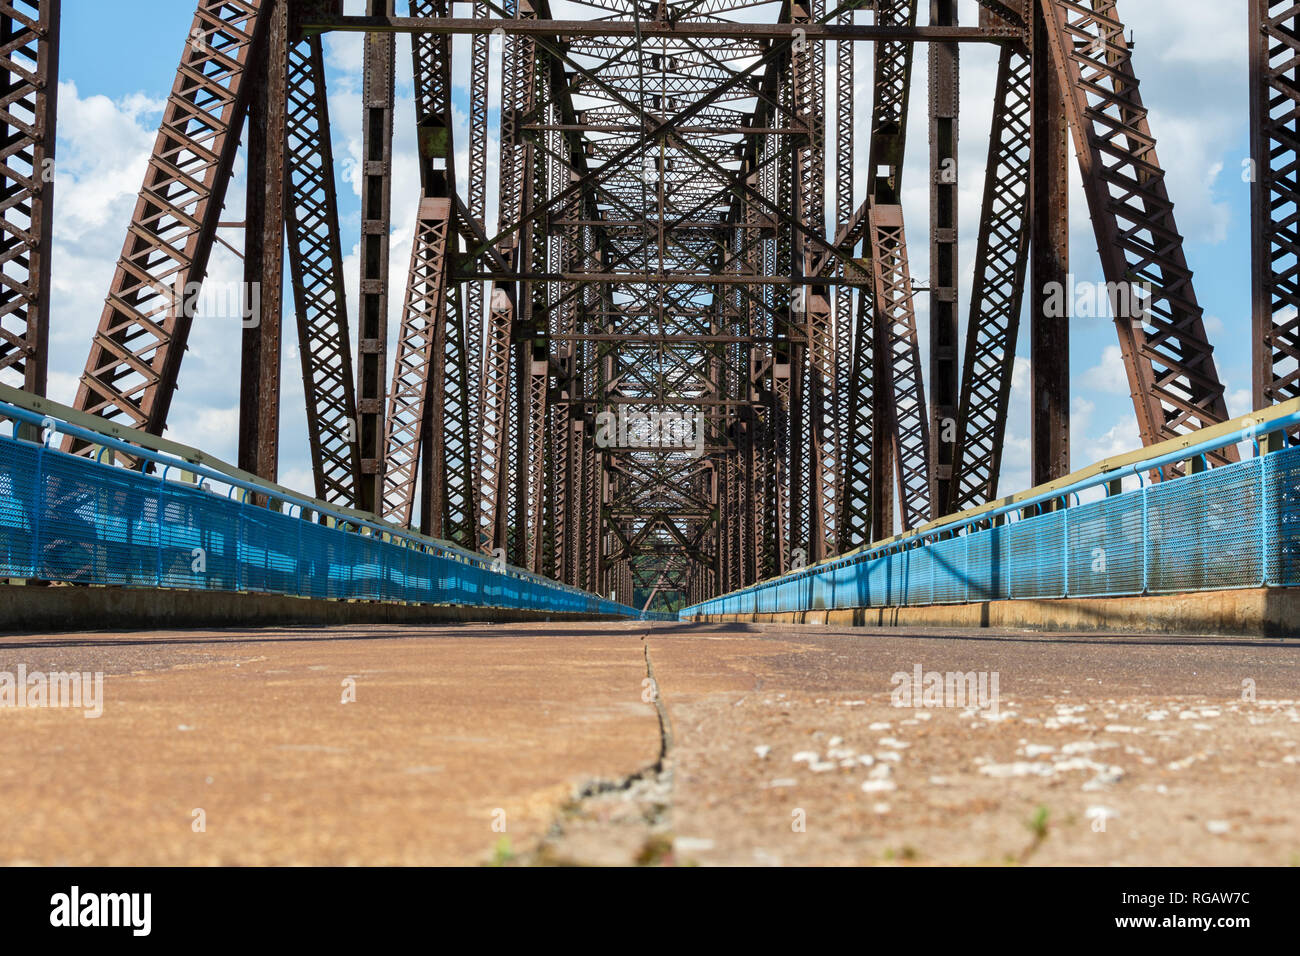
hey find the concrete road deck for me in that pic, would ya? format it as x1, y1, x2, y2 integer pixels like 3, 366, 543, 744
1, 621, 1297, 865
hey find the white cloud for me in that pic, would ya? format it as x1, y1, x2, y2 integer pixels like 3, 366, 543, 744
1082, 344, 1131, 396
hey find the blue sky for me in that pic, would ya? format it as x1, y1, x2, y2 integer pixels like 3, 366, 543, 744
43, 0, 1258, 506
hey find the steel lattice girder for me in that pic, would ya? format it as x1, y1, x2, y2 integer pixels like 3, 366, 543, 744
67, 0, 267, 449
839, 0, 917, 550
1041, 0, 1236, 461
868, 203, 930, 532
0, 0, 58, 397
382, 196, 452, 528
1251, 0, 1300, 409
285, 21, 360, 506
948, 39, 1030, 514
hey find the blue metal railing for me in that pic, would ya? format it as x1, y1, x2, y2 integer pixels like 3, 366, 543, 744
0, 400, 641, 618
682, 410, 1300, 619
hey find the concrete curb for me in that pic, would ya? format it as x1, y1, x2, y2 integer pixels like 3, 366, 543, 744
0, 584, 623, 634
683, 586, 1300, 638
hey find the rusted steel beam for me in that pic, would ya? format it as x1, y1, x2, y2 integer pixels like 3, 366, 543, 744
355, 0, 395, 513
928, 0, 959, 518
239, 0, 287, 483
1029, 0, 1070, 486
301, 15, 1016, 42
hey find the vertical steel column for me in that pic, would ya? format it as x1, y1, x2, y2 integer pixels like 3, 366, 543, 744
239, 0, 286, 482
0, 0, 59, 396
356, 0, 395, 512
1030, 0, 1069, 485
928, 0, 958, 516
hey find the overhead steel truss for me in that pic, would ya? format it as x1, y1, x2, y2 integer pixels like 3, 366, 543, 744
0, 0, 1268, 611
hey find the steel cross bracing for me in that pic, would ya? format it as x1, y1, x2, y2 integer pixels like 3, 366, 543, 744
948, 36, 1030, 514
66, 0, 265, 451
4, 0, 1272, 613
0, 0, 58, 398
285, 20, 360, 506
1040, 0, 1235, 463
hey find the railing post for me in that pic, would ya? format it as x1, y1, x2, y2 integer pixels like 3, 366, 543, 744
1062, 496, 1069, 598
155, 471, 164, 588
1260, 443, 1269, 587
1141, 480, 1149, 595
29, 440, 45, 579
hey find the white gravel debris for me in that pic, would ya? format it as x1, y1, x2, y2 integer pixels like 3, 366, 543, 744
879, 737, 910, 750
868, 763, 893, 780
1061, 740, 1116, 755
1103, 724, 1137, 733
792, 751, 818, 764
1081, 767, 1125, 791
1145, 710, 1168, 721
861, 779, 897, 793
1021, 744, 1056, 757
979, 761, 1055, 778
1205, 820, 1231, 835
869, 722, 891, 731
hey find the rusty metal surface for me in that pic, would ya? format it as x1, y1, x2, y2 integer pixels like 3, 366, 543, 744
239, 0, 287, 483
356, 0, 395, 512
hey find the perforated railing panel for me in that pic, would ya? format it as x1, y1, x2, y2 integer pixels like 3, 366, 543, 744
0, 433, 632, 617
685, 445, 1300, 616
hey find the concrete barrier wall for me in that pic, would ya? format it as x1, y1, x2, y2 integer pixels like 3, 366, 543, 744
0, 585, 624, 633
685, 587, 1300, 638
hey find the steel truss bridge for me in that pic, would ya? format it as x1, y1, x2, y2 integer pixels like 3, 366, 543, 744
0, 0, 1296, 614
